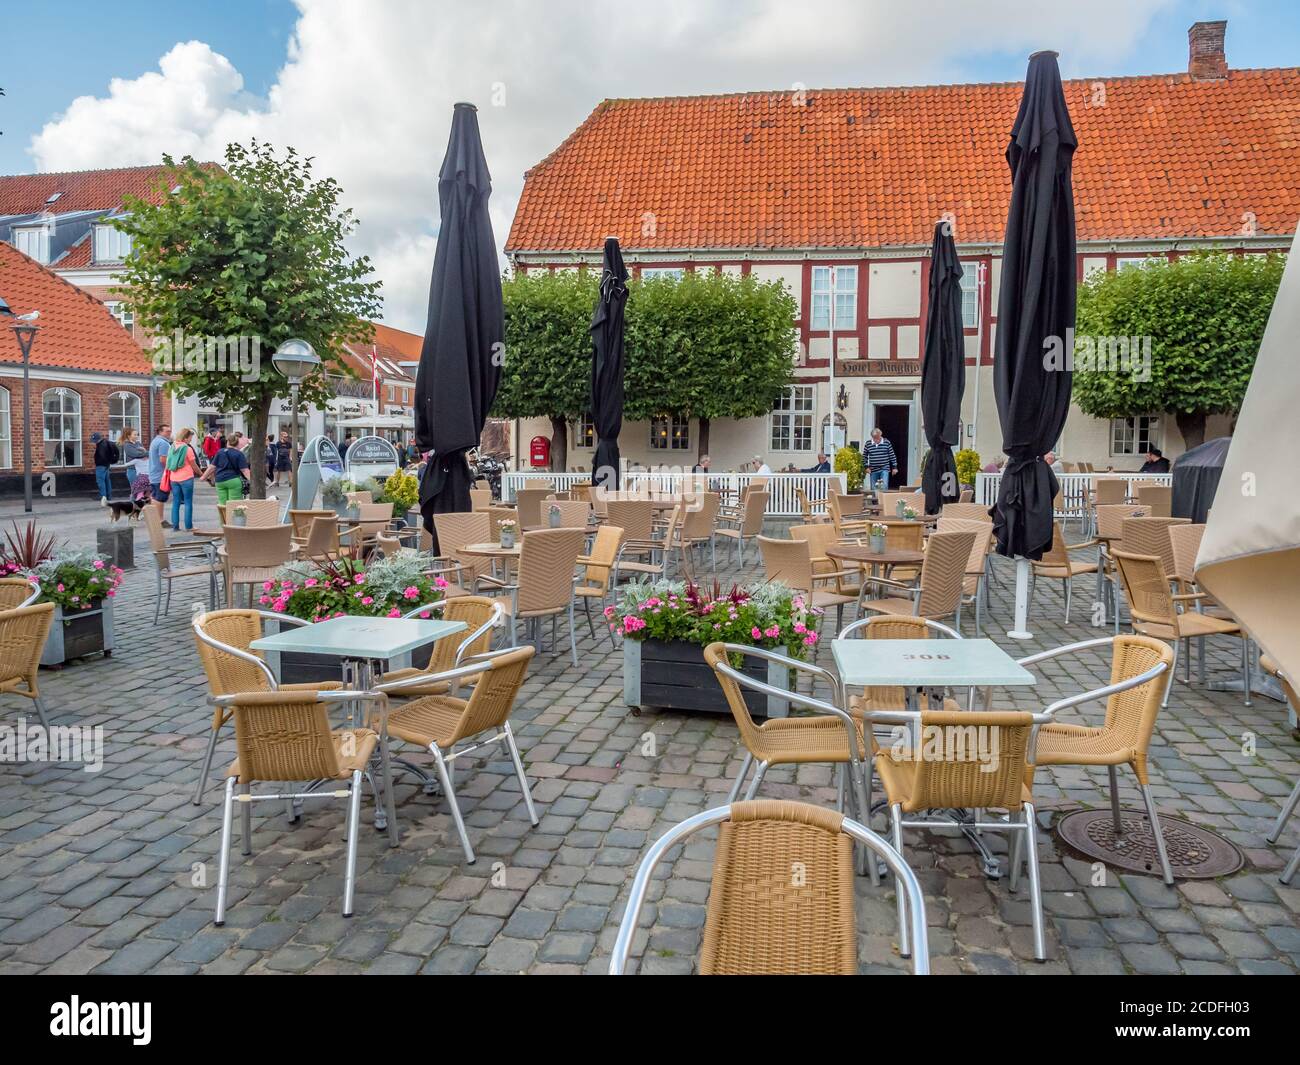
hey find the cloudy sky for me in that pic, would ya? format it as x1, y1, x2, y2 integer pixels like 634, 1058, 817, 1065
4, 0, 1297, 332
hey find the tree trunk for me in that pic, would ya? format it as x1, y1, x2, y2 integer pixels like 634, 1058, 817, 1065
246, 401, 271, 499
549, 415, 569, 473
697, 417, 711, 464
1174, 410, 1207, 452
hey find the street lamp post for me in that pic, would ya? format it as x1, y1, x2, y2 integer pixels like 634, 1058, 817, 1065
0, 298, 40, 513
272, 339, 321, 512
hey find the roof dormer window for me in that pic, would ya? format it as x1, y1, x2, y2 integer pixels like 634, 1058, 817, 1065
45, 191, 63, 205
11, 226, 49, 264
93, 224, 132, 264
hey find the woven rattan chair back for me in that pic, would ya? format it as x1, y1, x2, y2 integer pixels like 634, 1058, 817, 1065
878, 491, 917, 516
0, 578, 38, 611
193, 610, 273, 696
915, 530, 974, 617
301, 515, 341, 559
1121, 517, 1187, 576
543, 499, 591, 529
940, 502, 991, 523
739, 491, 768, 536
1094, 478, 1128, 505
1035, 521, 1069, 568
1100, 634, 1174, 783
1136, 484, 1172, 517
375, 531, 403, 557
703, 643, 769, 758
681, 493, 720, 540
289, 509, 334, 540
444, 645, 535, 744
744, 478, 769, 500
435, 512, 492, 581
425, 595, 499, 673
796, 488, 821, 523
885, 521, 925, 553
0, 603, 54, 689
899, 709, 1035, 811
515, 488, 550, 529
758, 536, 813, 595
1112, 551, 1177, 627
581, 525, 624, 593
1095, 503, 1150, 542
605, 499, 655, 542
470, 487, 492, 512
143, 505, 169, 557
1168, 523, 1206, 586
936, 517, 992, 574
486, 506, 515, 541
225, 523, 294, 569
517, 528, 584, 614
238, 499, 282, 527
789, 522, 837, 560
228, 690, 344, 782
958, 488, 974, 503
699, 800, 857, 975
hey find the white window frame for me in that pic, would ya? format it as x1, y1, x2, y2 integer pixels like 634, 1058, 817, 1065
42, 387, 82, 468
108, 391, 142, 439
649, 414, 690, 451
810, 265, 857, 331
0, 386, 10, 468
1116, 257, 1149, 272
573, 417, 595, 449
93, 224, 132, 264
640, 267, 684, 281
106, 301, 135, 332
770, 385, 815, 452
959, 261, 980, 328
1110, 415, 1160, 456
12, 226, 49, 264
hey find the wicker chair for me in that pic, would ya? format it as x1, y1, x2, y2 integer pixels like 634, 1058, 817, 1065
211, 687, 393, 925
221, 523, 294, 607
941, 502, 991, 523
142, 506, 221, 621
936, 516, 994, 634
1260, 657, 1300, 884
795, 487, 829, 525
609, 800, 929, 975
514, 488, 550, 529
757, 535, 857, 628
190, 608, 344, 804
858, 530, 974, 627
379, 596, 505, 698
225, 498, 282, 527
790, 522, 860, 598
1093, 478, 1127, 505
870, 704, 1052, 959
878, 491, 919, 517
432, 512, 499, 594
0, 577, 40, 611
576, 525, 623, 648
613, 505, 681, 585
345, 490, 372, 507
1019, 634, 1174, 883
714, 490, 767, 566
1112, 550, 1250, 708
343, 502, 394, 560
1168, 523, 1206, 595
669, 492, 720, 575
1136, 483, 1172, 517
1030, 520, 1099, 623
501, 528, 585, 666
293, 514, 342, 562
1094, 504, 1152, 626
604, 498, 656, 543
0, 602, 55, 730
827, 492, 872, 537
470, 487, 492, 512
377, 645, 537, 863
288, 508, 335, 542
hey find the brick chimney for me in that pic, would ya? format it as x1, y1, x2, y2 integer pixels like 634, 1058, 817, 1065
1188, 20, 1228, 80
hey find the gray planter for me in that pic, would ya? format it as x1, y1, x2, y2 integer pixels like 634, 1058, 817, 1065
40, 598, 116, 667
623, 638, 790, 718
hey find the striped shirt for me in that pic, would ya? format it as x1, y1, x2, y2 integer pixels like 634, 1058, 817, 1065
864, 438, 897, 470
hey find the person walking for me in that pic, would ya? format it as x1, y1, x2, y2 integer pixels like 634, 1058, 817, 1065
203, 432, 251, 507
863, 428, 898, 493
148, 424, 173, 527
201, 427, 220, 462
164, 428, 203, 532
93, 432, 120, 506
264, 435, 277, 487
273, 430, 292, 486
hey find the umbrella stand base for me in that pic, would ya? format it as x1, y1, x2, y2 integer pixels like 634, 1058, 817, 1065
1006, 631, 1033, 641
1006, 556, 1033, 640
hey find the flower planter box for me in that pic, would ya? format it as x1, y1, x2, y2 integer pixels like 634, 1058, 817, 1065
40, 598, 115, 667
623, 638, 790, 718
260, 617, 438, 686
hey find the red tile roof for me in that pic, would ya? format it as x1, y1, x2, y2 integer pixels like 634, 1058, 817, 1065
0, 164, 217, 216
0, 243, 151, 374
341, 321, 421, 382
506, 68, 1300, 253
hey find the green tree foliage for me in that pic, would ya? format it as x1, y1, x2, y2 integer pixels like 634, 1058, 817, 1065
1073, 252, 1284, 449
495, 270, 797, 467
113, 142, 382, 495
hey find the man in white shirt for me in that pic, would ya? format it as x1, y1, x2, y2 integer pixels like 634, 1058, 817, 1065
753, 455, 772, 475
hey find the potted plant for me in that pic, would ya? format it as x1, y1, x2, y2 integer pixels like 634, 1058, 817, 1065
29, 548, 125, 666
955, 449, 981, 493
320, 476, 351, 516
868, 522, 888, 554
611, 579, 819, 718
258, 552, 449, 683
380, 468, 420, 525
834, 446, 865, 493
547, 503, 561, 528
229, 504, 248, 527
901, 502, 918, 520
498, 518, 518, 549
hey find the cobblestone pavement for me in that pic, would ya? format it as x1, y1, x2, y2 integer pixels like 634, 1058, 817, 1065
1, 488, 1297, 975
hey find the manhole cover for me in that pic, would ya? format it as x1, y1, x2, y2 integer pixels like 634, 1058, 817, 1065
1055, 808, 1244, 879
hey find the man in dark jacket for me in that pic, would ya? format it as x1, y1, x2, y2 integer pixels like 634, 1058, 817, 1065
803, 452, 831, 473
1138, 447, 1171, 474
93, 433, 119, 505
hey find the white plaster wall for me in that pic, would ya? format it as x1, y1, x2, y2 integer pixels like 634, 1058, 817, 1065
868, 261, 921, 319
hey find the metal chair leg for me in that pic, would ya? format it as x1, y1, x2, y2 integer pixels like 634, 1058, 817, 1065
1009, 831, 1023, 892
1108, 765, 1124, 836
343, 769, 362, 916
192, 724, 221, 805
1023, 802, 1047, 961
726, 751, 754, 803
1282, 844, 1300, 885
153, 570, 163, 624
891, 803, 911, 958
213, 777, 236, 926
1162, 639, 1178, 708
503, 722, 539, 826
1267, 778, 1300, 844
431, 745, 474, 863
32, 695, 52, 731
1140, 782, 1174, 886
240, 782, 252, 856
568, 600, 579, 668
1242, 636, 1252, 708
742, 761, 768, 801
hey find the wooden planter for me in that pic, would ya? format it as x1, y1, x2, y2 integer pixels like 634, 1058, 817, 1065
260, 617, 439, 686
41, 599, 115, 667
623, 638, 790, 718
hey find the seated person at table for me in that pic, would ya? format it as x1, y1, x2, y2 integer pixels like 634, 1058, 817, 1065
803, 452, 831, 473
1138, 447, 1170, 474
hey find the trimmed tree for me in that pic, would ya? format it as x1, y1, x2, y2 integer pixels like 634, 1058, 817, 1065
113, 141, 382, 495
1073, 252, 1284, 450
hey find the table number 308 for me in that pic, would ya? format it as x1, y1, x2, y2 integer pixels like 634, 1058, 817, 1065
901, 653, 950, 661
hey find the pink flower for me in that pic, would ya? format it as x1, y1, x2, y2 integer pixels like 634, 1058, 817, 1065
105, 590, 115, 598
259, 595, 271, 605
793, 621, 807, 634
262, 580, 274, 591
434, 577, 448, 589
92, 559, 105, 570
804, 632, 819, 645
765, 625, 781, 638
387, 607, 402, 618
71, 596, 80, 603
56, 583, 64, 592
361, 596, 373, 606
354, 574, 366, 584
403, 585, 420, 599
334, 612, 345, 619
751, 626, 762, 639
603, 605, 616, 617
305, 578, 318, 588
419, 611, 431, 619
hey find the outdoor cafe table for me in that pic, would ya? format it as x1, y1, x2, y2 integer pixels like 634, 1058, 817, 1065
831, 636, 1037, 878
249, 614, 467, 837
827, 543, 925, 602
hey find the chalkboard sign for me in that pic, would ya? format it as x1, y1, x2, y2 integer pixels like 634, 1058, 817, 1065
298, 435, 347, 513
345, 434, 400, 480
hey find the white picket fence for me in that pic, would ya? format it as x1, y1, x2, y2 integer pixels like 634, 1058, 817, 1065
501, 470, 847, 517
975, 471, 1172, 508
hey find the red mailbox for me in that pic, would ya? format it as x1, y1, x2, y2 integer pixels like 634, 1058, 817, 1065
529, 436, 551, 468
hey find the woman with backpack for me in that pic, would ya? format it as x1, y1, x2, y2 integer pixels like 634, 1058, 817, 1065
93, 432, 120, 506
162, 428, 203, 532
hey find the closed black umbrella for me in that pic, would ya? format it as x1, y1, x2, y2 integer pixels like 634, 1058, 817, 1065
590, 237, 629, 492
921, 221, 965, 515
416, 103, 504, 546
991, 51, 1077, 562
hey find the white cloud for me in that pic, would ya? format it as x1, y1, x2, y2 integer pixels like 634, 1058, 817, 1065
29, 0, 1172, 332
